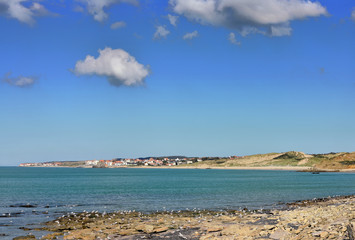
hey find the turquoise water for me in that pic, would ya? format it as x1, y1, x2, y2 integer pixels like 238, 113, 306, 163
1, 167, 355, 239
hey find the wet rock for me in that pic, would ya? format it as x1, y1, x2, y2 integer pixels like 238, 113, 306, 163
41, 232, 62, 239
19, 227, 32, 231
13, 235, 36, 240
10, 204, 37, 208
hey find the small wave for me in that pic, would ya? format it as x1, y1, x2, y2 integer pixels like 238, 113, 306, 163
0, 212, 23, 218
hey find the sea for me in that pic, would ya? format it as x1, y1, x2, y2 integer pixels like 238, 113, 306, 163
1, 167, 355, 239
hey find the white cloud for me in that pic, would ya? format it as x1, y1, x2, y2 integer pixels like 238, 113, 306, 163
240, 27, 265, 37
77, 0, 138, 22
2, 72, 37, 87
183, 30, 198, 40
167, 14, 179, 26
170, 0, 328, 37
0, 0, 52, 25
270, 24, 292, 36
228, 32, 240, 45
110, 21, 126, 29
73, 5, 85, 12
352, 8, 355, 21
73, 47, 150, 87
153, 25, 170, 39
30, 2, 51, 16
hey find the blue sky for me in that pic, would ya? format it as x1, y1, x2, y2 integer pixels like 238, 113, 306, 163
0, 0, 354, 165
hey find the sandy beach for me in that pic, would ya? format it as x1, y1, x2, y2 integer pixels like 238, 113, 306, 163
114, 165, 355, 172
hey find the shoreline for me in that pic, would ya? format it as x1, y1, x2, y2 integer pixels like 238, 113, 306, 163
18, 165, 355, 172
17, 194, 355, 240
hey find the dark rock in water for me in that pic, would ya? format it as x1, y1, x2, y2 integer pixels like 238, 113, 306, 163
12, 235, 36, 240
9, 204, 37, 208
19, 227, 32, 231
0, 233, 9, 236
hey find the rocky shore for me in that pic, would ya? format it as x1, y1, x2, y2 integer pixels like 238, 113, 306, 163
17, 195, 355, 240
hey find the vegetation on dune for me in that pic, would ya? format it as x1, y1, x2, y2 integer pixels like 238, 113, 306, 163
274, 151, 307, 160
188, 151, 355, 170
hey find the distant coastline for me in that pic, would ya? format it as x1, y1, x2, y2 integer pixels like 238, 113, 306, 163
18, 165, 355, 172
19, 150, 355, 172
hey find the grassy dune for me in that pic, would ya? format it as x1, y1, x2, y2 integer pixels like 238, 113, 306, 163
186, 151, 355, 171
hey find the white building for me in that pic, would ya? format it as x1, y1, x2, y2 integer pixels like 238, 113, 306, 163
85, 160, 99, 165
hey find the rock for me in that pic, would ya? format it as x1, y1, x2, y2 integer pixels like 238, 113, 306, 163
193, 231, 200, 237
263, 225, 276, 230
13, 235, 36, 240
157, 218, 165, 224
269, 229, 290, 240
221, 225, 255, 236
63, 229, 97, 240
207, 226, 223, 232
118, 229, 138, 236
348, 222, 355, 240
134, 224, 154, 234
259, 230, 268, 236
20, 226, 35, 231
154, 226, 169, 233
134, 224, 146, 232
200, 233, 218, 240
10, 204, 37, 208
41, 232, 62, 239
312, 231, 322, 237
218, 215, 236, 222
320, 231, 329, 238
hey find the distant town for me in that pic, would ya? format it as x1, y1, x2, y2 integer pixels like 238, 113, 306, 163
19, 156, 242, 168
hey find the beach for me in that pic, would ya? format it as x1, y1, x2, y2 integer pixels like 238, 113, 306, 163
16, 195, 355, 240
133, 165, 338, 171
